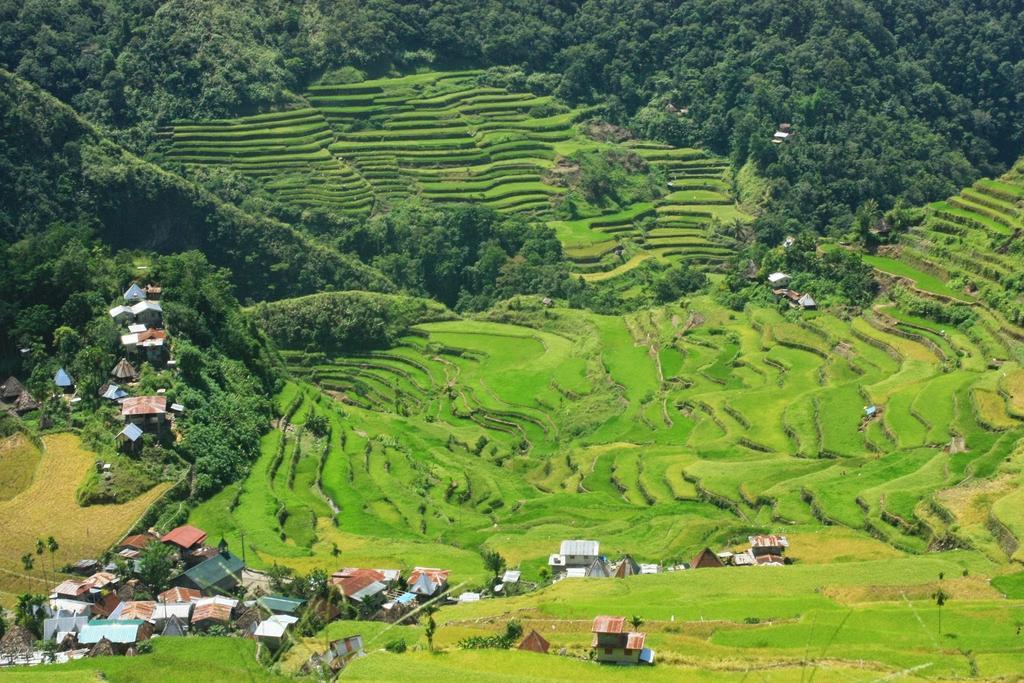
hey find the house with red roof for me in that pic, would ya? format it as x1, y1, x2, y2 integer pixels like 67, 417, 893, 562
406, 567, 450, 600
160, 524, 208, 560
591, 615, 653, 665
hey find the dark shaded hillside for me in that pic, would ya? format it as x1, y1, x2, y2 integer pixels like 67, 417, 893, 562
2, 1, 1022, 235
0, 69, 393, 300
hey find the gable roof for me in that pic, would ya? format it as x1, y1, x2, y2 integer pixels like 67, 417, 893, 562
54, 367, 74, 387
501, 570, 521, 584
691, 547, 724, 569
161, 524, 207, 549
101, 384, 128, 401
121, 395, 167, 416
407, 567, 449, 586
158, 586, 201, 604
409, 573, 437, 596
798, 293, 817, 308
749, 535, 789, 548
42, 614, 89, 641
119, 534, 156, 551
592, 615, 626, 634
254, 614, 299, 639
129, 300, 162, 315
115, 601, 156, 622
518, 629, 550, 653
191, 601, 232, 625
180, 551, 243, 591
161, 614, 187, 637
559, 540, 599, 556
123, 283, 146, 301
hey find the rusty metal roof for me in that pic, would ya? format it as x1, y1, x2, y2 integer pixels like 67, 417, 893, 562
591, 615, 626, 634
158, 587, 200, 604
121, 395, 167, 416
749, 535, 789, 548
625, 632, 646, 650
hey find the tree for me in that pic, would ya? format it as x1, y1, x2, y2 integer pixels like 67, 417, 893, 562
20, 553, 34, 581
629, 615, 645, 631
138, 541, 176, 592
45, 537, 59, 588
15, 594, 45, 638
34, 538, 46, 586
933, 588, 949, 637
422, 603, 439, 652
482, 549, 506, 582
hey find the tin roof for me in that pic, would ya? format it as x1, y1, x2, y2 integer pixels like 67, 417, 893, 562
592, 616, 627, 634
559, 540, 599, 556
158, 587, 201, 604
123, 283, 146, 301
121, 395, 167, 416
129, 300, 162, 315
191, 602, 232, 624
161, 524, 207, 549
501, 570, 521, 583
78, 619, 146, 644
116, 601, 156, 622
257, 595, 306, 614
749, 535, 789, 548
254, 614, 298, 639
119, 534, 155, 551
407, 567, 449, 585
118, 423, 144, 442
625, 632, 647, 650
179, 551, 243, 591
54, 368, 74, 387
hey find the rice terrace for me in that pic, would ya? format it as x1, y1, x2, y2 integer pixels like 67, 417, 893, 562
2, 2, 1024, 681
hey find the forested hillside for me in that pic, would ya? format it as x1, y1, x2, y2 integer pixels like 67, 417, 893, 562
3, 0, 1022, 234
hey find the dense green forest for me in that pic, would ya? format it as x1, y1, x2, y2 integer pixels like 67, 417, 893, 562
2, 0, 1022, 236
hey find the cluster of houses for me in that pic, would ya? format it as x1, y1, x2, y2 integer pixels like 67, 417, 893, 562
0, 521, 373, 673
767, 272, 816, 310
328, 566, 451, 622
546, 536, 791, 580
104, 283, 183, 451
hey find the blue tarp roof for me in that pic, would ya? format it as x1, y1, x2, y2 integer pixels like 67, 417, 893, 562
54, 368, 74, 387
395, 592, 417, 605
102, 384, 128, 401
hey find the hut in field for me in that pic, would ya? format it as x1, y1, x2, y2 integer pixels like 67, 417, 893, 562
0, 625, 37, 663
690, 547, 724, 569
1, 376, 25, 402
518, 629, 550, 654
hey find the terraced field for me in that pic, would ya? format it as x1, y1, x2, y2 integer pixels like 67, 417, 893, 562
192, 295, 1024, 588
874, 158, 1024, 347
166, 71, 746, 279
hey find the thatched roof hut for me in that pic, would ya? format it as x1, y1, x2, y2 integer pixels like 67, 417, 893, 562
88, 637, 115, 657
518, 629, 550, 654
0, 625, 36, 659
111, 358, 139, 382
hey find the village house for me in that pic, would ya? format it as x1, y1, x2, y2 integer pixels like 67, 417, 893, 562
518, 629, 550, 654
771, 123, 793, 144
110, 358, 139, 384
54, 367, 75, 394
111, 600, 156, 622
123, 283, 147, 303
767, 272, 791, 288
121, 395, 168, 432
407, 567, 450, 600
116, 533, 156, 561
254, 614, 300, 648
591, 615, 654, 666
120, 328, 168, 363
42, 613, 90, 644
160, 524, 208, 559
749, 535, 789, 558
548, 539, 601, 577
116, 423, 144, 452
190, 597, 237, 631
691, 547, 725, 569
158, 586, 201, 604
304, 635, 366, 675
257, 595, 306, 617
612, 555, 640, 578
330, 568, 393, 608
77, 619, 152, 654
173, 548, 244, 594
0, 376, 26, 405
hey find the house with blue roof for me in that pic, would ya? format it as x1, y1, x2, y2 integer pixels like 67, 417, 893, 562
54, 367, 75, 393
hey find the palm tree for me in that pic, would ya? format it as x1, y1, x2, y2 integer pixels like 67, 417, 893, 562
629, 615, 645, 631
20, 553, 34, 578
933, 588, 949, 636
46, 537, 59, 585
35, 538, 46, 586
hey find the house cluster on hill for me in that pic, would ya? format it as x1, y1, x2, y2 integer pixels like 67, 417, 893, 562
103, 282, 184, 451
329, 566, 451, 622
548, 540, 659, 580
767, 272, 816, 310
546, 536, 791, 579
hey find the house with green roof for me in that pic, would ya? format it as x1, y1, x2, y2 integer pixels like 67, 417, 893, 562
172, 550, 244, 595
257, 595, 306, 616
